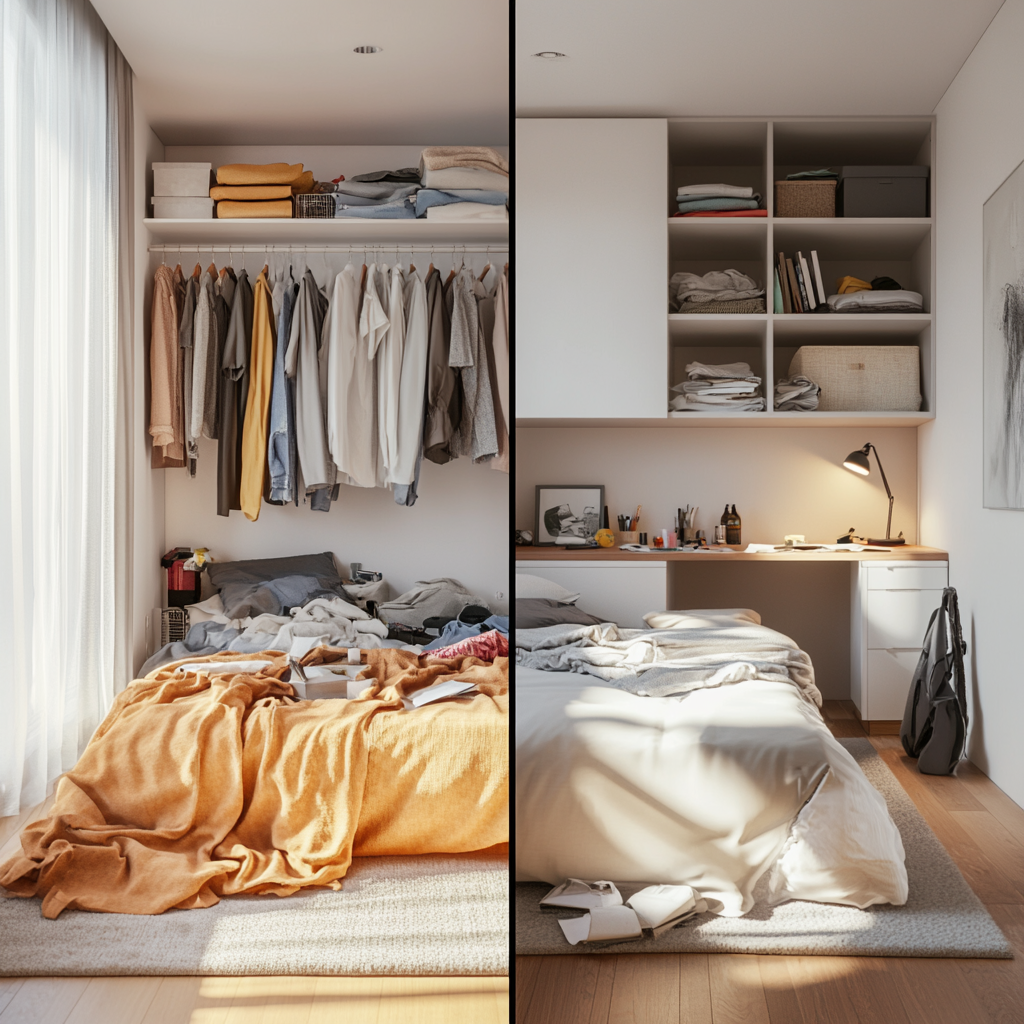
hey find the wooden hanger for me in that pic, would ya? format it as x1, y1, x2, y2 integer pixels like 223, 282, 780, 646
206, 262, 217, 277
192, 263, 201, 280
477, 262, 492, 283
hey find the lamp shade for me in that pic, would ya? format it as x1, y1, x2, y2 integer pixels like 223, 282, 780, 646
843, 449, 871, 475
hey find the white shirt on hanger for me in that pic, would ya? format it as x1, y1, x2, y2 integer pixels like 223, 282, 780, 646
389, 268, 429, 487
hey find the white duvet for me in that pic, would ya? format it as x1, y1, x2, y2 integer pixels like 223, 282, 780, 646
515, 621, 908, 917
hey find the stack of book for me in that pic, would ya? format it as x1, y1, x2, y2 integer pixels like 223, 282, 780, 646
775, 250, 827, 313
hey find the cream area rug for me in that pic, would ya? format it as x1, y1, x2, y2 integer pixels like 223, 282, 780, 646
516, 740, 1013, 958
0, 847, 508, 976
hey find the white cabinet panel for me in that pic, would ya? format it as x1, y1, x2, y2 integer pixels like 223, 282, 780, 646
867, 649, 920, 720
866, 565, 948, 590
866, 589, 944, 649
514, 561, 667, 629
515, 118, 668, 419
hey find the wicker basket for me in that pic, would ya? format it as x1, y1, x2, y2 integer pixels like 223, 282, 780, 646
775, 180, 837, 218
296, 193, 335, 219
788, 346, 921, 411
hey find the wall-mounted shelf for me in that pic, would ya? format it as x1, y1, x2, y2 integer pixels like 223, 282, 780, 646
518, 410, 935, 428
143, 218, 509, 246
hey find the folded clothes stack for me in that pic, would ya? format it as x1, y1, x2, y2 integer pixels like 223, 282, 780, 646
212, 163, 313, 218
331, 148, 509, 220
826, 275, 923, 313
674, 183, 765, 218
418, 146, 508, 221
774, 375, 821, 411
669, 269, 766, 313
670, 361, 765, 413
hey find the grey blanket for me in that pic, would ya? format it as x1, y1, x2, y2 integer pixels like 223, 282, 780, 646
515, 621, 820, 704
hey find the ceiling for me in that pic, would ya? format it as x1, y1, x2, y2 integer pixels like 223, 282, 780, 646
91, 0, 509, 145
516, 0, 1004, 118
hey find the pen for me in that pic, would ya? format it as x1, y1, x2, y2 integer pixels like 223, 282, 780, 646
634, 505, 642, 530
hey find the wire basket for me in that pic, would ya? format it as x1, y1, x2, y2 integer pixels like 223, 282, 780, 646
160, 607, 190, 646
775, 180, 837, 218
296, 193, 335, 219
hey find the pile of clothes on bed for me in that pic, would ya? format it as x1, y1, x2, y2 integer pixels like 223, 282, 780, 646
143, 553, 508, 673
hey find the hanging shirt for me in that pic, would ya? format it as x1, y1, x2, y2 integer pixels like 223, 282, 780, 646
179, 271, 199, 473
217, 269, 253, 516
357, 262, 389, 485
290, 269, 335, 498
376, 264, 407, 482
490, 269, 510, 474
448, 269, 498, 463
239, 269, 276, 522
473, 272, 506, 471
209, 268, 236, 442
149, 264, 185, 467
422, 269, 458, 465
390, 268, 429, 493
325, 263, 377, 489
267, 270, 299, 504
190, 270, 219, 442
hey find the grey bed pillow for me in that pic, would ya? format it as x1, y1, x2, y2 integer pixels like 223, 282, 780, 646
205, 553, 345, 619
515, 598, 607, 629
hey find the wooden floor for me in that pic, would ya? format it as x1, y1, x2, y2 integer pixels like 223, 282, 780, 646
516, 700, 1024, 1024
0, 800, 508, 1024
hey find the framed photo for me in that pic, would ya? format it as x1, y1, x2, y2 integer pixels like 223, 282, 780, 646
535, 485, 605, 546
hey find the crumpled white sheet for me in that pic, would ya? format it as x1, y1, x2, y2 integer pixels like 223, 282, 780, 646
239, 596, 390, 652
515, 621, 821, 706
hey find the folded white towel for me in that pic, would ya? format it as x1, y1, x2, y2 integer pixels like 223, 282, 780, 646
671, 270, 764, 305
425, 202, 508, 222
677, 183, 754, 198
684, 360, 756, 380
827, 290, 923, 312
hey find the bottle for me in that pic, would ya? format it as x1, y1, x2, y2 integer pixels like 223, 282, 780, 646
721, 505, 729, 530
726, 505, 741, 545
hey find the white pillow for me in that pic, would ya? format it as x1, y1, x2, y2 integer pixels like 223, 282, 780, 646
643, 608, 762, 629
515, 573, 581, 604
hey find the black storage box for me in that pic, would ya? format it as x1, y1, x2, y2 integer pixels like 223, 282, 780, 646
837, 166, 929, 217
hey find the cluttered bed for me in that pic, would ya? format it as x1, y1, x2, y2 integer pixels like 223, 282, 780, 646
0, 554, 508, 919
515, 574, 907, 945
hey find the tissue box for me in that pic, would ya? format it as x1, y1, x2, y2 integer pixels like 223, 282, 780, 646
151, 196, 214, 219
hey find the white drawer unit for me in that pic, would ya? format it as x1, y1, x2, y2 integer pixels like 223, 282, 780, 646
515, 560, 668, 629
851, 559, 948, 728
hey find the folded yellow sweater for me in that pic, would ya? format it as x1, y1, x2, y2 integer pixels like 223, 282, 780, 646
210, 184, 293, 200
421, 146, 508, 175
837, 275, 872, 294
291, 170, 315, 194
216, 162, 305, 185
216, 199, 293, 219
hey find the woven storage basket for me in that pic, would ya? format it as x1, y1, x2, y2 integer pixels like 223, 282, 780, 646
676, 298, 766, 314
296, 193, 335, 219
775, 180, 837, 218
788, 346, 921, 411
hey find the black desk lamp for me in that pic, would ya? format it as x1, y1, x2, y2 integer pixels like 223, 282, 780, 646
842, 443, 906, 545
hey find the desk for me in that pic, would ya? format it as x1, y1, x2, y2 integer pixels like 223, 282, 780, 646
515, 545, 949, 732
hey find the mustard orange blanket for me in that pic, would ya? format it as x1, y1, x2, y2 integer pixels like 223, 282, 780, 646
0, 649, 508, 918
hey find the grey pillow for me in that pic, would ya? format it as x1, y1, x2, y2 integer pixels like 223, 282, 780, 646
217, 575, 341, 620
515, 599, 607, 629
206, 553, 345, 619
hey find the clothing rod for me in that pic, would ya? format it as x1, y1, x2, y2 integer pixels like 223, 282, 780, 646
147, 244, 508, 254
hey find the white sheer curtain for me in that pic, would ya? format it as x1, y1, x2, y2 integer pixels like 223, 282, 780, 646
0, 0, 133, 817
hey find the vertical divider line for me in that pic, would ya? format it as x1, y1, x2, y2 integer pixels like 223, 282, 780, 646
765, 120, 775, 415
666, 121, 673, 419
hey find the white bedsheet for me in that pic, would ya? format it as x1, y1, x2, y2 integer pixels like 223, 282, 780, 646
515, 665, 908, 917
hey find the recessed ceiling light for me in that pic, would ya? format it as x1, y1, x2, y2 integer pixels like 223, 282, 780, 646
354, 45, 383, 54
532, 51, 567, 59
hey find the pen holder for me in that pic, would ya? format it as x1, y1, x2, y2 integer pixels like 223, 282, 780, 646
682, 528, 696, 544
616, 531, 639, 546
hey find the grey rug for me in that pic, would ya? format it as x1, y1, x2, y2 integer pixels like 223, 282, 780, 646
0, 847, 508, 976
516, 739, 1013, 959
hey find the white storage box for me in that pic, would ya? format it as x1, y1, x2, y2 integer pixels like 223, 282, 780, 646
788, 345, 921, 411
150, 196, 214, 219
152, 162, 212, 196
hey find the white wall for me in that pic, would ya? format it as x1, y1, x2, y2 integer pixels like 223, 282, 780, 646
143, 145, 509, 629
920, 0, 1024, 808
132, 100, 166, 675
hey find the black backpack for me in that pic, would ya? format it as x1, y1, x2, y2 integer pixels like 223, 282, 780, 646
900, 587, 968, 775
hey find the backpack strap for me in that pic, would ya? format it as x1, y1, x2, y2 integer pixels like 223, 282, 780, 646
943, 587, 969, 759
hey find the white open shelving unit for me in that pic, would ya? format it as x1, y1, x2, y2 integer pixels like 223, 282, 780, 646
517, 116, 935, 427
666, 117, 934, 427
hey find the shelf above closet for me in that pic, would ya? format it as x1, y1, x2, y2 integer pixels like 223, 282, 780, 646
518, 410, 936, 428
143, 218, 509, 246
